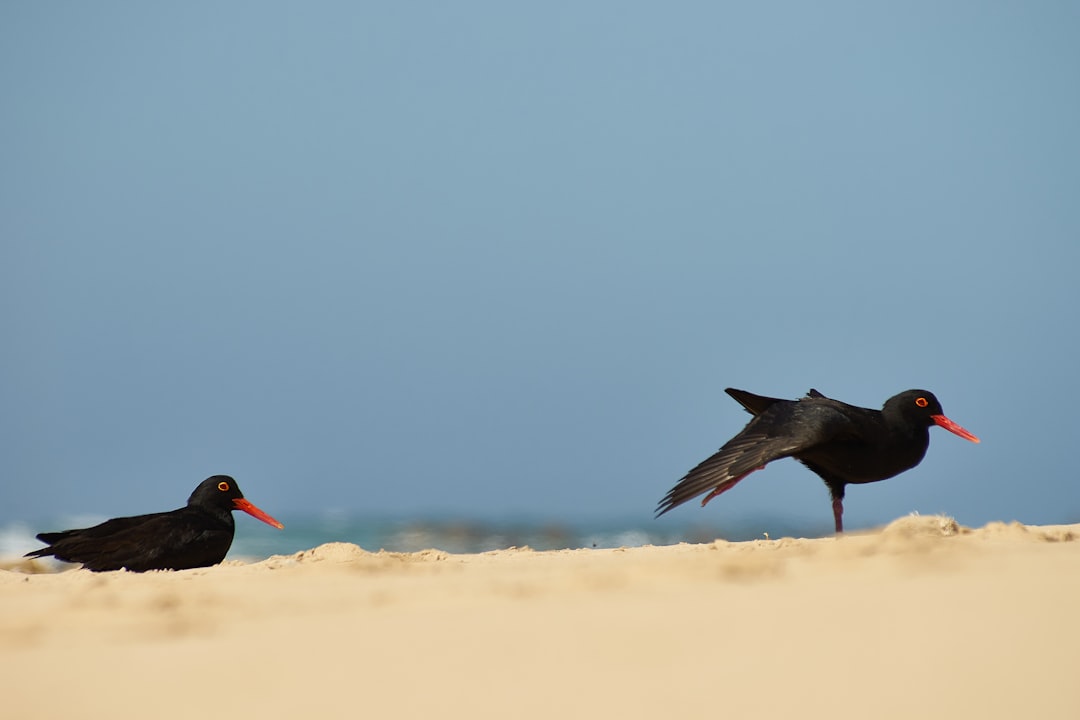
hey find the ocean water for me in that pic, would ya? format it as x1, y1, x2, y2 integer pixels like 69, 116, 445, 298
1, 512, 833, 565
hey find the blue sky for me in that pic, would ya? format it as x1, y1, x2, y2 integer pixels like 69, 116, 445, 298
3, 3, 1078, 533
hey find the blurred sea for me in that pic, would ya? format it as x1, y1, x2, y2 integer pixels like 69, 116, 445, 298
1, 512, 834, 565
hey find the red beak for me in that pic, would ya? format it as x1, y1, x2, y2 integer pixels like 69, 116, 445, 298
931, 414, 980, 444
233, 498, 285, 529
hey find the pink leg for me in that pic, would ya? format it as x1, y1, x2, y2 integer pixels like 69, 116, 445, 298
701, 466, 766, 507
832, 497, 844, 534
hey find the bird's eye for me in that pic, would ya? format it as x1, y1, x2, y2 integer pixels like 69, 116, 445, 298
217, 481, 230, 492
915, 397, 928, 408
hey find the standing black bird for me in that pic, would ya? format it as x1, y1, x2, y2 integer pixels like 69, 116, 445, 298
655, 388, 980, 533
25, 475, 284, 571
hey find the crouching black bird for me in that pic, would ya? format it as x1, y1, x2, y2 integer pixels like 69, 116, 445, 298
655, 388, 980, 533
26, 475, 284, 571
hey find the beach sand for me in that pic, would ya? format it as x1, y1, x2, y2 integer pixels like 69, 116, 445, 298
2, 515, 1077, 719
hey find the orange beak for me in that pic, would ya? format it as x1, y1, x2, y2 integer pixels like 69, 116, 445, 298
931, 414, 980, 444
233, 498, 285, 529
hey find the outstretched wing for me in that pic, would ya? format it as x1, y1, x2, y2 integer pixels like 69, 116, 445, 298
655, 399, 852, 517
724, 387, 829, 416
724, 387, 786, 416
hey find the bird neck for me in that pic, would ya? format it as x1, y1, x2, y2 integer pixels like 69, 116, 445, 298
191, 504, 237, 531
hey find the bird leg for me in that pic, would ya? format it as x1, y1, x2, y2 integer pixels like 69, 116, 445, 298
701, 466, 765, 507
832, 497, 844, 534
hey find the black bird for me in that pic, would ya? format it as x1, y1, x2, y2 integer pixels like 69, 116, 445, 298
656, 388, 980, 533
26, 475, 284, 571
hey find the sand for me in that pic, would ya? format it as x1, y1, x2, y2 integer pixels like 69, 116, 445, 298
2, 515, 1078, 719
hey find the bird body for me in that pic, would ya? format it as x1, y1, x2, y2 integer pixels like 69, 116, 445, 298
656, 388, 979, 533
26, 475, 283, 572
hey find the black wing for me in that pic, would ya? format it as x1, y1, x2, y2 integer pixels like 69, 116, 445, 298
655, 398, 852, 517
725, 388, 786, 416
26, 510, 232, 572
725, 387, 829, 416
32, 511, 175, 547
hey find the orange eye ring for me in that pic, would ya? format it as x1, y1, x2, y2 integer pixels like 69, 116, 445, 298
217, 481, 230, 492
915, 397, 928, 408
